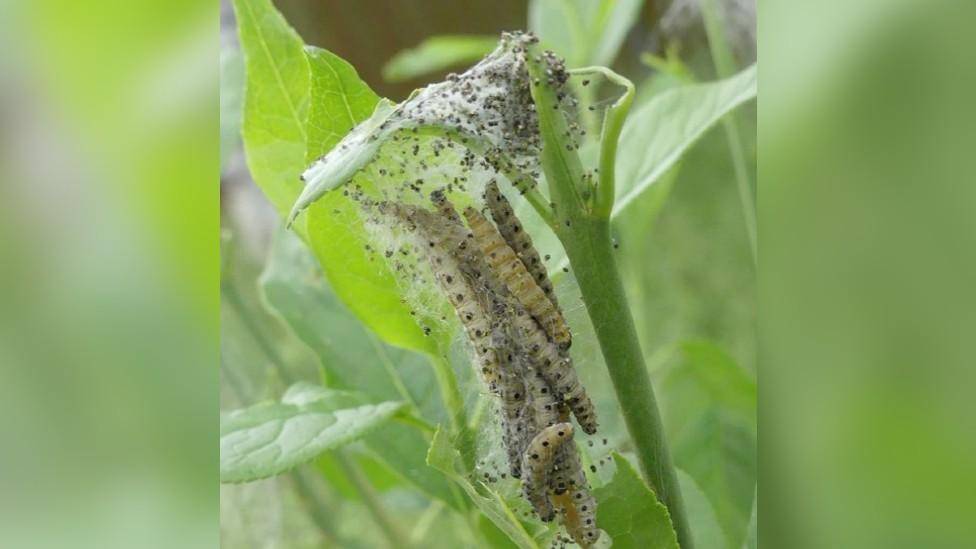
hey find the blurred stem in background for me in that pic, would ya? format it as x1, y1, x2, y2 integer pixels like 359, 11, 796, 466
702, 0, 758, 265
335, 451, 413, 549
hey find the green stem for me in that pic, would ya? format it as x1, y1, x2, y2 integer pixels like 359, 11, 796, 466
335, 451, 412, 549
428, 354, 476, 473
568, 66, 635, 218
558, 217, 695, 549
526, 45, 695, 549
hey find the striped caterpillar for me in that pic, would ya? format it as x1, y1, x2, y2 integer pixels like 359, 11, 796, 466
511, 311, 598, 435
464, 206, 572, 350
520, 422, 575, 522
377, 201, 503, 392
376, 193, 597, 541
556, 453, 599, 547
483, 180, 560, 308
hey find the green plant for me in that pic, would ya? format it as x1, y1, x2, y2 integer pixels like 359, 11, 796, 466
222, 0, 755, 547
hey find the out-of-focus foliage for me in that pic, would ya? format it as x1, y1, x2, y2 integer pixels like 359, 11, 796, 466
661, 341, 756, 546
676, 470, 727, 549
0, 0, 217, 548
382, 35, 500, 83
528, 0, 644, 67
614, 64, 756, 217
763, 1, 976, 548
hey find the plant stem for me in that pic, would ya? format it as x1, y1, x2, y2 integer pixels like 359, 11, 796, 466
568, 66, 635, 218
289, 467, 343, 546
222, 279, 295, 385
335, 451, 412, 549
556, 216, 695, 549
428, 354, 476, 474
526, 44, 694, 548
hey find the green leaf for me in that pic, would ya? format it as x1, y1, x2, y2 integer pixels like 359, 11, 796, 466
678, 469, 728, 549
289, 97, 396, 223
382, 35, 499, 83
220, 383, 405, 483
298, 46, 443, 355
586, 0, 644, 67
614, 63, 756, 218
529, 0, 642, 67
593, 453, 680, 549
661, 341, 757, 547
427, 428, 541, 549
234, 0, 435, 355
529, 0, 583, 64
220, 47, 245, 171
304, 46, 384, 156
260, 227, 460, 506
232, 0, 309, 223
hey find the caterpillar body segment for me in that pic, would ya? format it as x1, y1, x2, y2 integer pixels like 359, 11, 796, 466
521, 422, 575, 522
548, 440, 576, 496
498, 388, 530, 477
464, 206, 572, 350
512, 312, 598, 434
525, 366, 560, 429
483, 180, 560, 307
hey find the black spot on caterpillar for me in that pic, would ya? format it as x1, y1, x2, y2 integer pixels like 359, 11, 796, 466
378, 201, 503, 392
558, 450, 599, 547
521, 422, 574, 522
464, 206, 572, 350
511, 311, 598, 435
483, 180, 560, 309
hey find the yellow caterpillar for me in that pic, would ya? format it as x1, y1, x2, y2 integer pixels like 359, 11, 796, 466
521, 422, 575, 522
464, 206, 572, 349
483, 180, 560, 308
511, 311, 598, 435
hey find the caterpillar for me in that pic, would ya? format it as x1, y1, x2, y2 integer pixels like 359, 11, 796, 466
483, 180, 560, 308
378, 201, 503, 392
521, 422, 575, 522
464, 206, 572, 350
511, 311, 598, 435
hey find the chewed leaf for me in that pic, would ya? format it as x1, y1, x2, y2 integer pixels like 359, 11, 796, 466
289, 98, 399, 224
220, 383, 405, 483
593, 453, 680, 549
